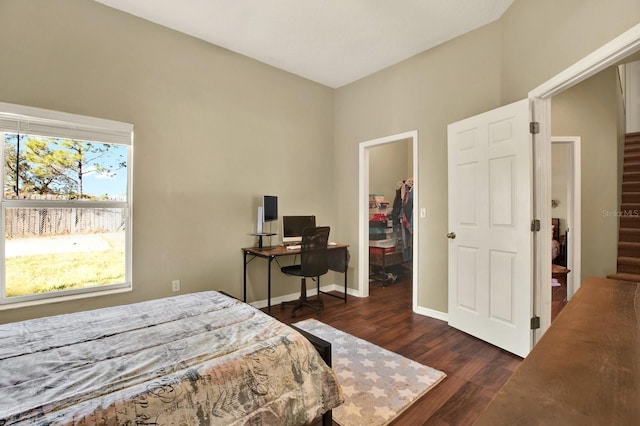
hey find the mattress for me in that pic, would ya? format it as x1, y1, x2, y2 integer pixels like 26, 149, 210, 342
0, 291, 343, 425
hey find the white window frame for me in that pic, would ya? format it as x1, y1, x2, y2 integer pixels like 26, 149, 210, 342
0, 102, 133, 308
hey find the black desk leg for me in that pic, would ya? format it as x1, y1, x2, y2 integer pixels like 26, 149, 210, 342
344, 249, 348, 303
267, 256, 273, 312
243, 251, 247, 302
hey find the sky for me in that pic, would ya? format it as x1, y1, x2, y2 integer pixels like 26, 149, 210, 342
4, 134, 129, 200
82, 145, 128, 199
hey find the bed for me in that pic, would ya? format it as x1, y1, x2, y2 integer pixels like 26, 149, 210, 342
0, 291, 343, 425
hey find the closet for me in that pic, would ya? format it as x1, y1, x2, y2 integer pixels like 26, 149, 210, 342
368, 179, 413, 285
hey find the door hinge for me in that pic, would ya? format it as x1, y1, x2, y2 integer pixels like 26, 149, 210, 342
531, 316, 540, 330
530, 121, 540, 134
531, 219, 540, 232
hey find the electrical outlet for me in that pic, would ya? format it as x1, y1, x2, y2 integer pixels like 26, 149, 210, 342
172, 279, 180, 292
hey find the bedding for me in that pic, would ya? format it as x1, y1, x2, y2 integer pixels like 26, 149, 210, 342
0, 291, 343, 425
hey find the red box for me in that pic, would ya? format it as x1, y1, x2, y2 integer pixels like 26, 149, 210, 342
370, 247, 395, 255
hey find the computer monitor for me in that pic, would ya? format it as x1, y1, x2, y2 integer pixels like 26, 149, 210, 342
282, 215, 316, 244
256, 195, 278, 234
262, 195, 278, 222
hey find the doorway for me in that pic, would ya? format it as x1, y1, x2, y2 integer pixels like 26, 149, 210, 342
551, 136, 581, 320
368, 139, 413, 288
358, 131, 419, 309
530, 23, 640, 337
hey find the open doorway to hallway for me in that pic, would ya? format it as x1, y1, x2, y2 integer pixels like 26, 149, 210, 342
551, 137, 581, 321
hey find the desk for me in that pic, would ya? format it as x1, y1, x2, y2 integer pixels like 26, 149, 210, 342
552, 264, 570, 286
242, 244, 349, 310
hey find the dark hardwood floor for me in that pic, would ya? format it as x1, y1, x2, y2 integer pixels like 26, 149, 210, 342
264, 277, 522, 425
551, 280, 568, 322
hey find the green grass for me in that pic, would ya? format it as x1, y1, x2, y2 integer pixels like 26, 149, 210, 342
5, 234, 126, 298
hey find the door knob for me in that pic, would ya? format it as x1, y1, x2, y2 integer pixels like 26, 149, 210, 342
447, 232, 456, 239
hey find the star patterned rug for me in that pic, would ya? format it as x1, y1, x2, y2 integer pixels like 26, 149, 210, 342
293, 319, 446, 426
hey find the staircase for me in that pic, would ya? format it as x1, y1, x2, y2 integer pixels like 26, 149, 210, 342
608, 132, 640, 282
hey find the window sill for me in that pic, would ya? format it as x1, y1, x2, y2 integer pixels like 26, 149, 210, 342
0, 286, 133, 311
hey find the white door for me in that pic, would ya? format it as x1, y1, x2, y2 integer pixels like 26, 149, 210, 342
447, 99, 533, 358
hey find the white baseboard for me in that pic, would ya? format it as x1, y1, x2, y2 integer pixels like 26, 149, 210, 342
247, 283, 361, 310
247, 291, 302, 310
320, 283, 362, 297
413, 304, 448, 322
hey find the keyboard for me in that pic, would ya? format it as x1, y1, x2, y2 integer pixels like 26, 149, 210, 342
286, 243, 337, 250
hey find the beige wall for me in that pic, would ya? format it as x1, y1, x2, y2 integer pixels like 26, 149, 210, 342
2, 0, 640, 322
500, 0, 640, 103
369, 140, 412, 205
334, 23, 504, 312
552, 68, 620, 281
0, 0, 335, 323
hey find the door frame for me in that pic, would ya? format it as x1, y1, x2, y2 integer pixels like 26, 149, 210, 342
358, 130, 418, 308
551, 136, 581, 302
530, 23, 640, 338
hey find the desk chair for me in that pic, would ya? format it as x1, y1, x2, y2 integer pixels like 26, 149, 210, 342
280, 226, 330, 317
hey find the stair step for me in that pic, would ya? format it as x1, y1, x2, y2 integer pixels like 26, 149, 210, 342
622, 182, 640, 192
624, 162, 640, 173
606, 273, 640, 283
623, 171, 640, 183
625, 152, 640, 162
620, 215, 640, 228
617, 264, 640, 275
618, 241, 640, 257
627, 132, 640, 142
625, 142, 640, 151
617, 256, 640, 274
626, 131, 640, 142
622, 192, 640, 204
625, 146, 640, 155
617, 257, 640, 274
619, 241, 640, 248
620, 203, 640, 212
619, 228, 640, 242
618, 256, 640, 264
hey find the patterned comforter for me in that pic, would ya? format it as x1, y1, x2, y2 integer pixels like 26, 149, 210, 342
0, 291, 343, 425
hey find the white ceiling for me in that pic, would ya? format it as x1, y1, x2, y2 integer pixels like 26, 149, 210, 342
94, 0, 514, 88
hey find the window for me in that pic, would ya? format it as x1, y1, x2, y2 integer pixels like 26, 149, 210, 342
0, 102, 133, 306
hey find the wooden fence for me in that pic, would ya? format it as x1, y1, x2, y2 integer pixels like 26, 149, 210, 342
5, 208, 124, 238
3, 194, 125, 238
